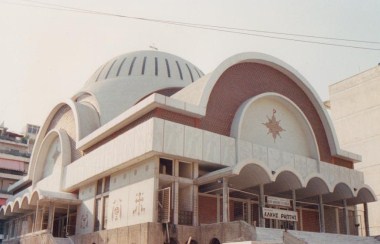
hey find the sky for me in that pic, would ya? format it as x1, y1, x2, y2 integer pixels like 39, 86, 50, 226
0, 0, 379, 133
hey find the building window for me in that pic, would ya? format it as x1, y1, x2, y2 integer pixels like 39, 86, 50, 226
159, 158, 173, 175
94, 176, 110, 231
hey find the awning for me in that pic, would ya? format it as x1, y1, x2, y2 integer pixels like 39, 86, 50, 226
196, 161, 377, 206
0, 188, 81, 219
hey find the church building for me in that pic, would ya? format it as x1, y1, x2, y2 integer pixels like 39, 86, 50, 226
0, 51, 376, 244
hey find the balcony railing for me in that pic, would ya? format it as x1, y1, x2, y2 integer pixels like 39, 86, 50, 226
0, 149, 30, 158
0, 168, 27, 176
0, 135, 28, 145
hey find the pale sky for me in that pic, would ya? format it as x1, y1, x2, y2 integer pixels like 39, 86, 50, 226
0, 0, 379, 132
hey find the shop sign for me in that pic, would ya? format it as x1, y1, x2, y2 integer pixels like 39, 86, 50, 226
267, 196, 291, 207
263, 207, 298, 222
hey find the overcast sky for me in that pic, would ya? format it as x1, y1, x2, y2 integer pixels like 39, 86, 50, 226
0, 0, 379, 132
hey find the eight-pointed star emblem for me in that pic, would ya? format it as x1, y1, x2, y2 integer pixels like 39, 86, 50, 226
262, 109, 285, 142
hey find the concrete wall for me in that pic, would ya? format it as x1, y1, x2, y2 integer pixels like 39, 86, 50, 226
330, 66, 380, 235
71, 221, 254, 244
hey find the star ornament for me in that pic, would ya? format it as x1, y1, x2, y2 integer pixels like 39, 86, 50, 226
262, 109, 285, 142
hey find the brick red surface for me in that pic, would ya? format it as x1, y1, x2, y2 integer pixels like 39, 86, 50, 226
302, 209, 320, 232
200, 63, 334, 164
84, 62, 353, 167
198, 195, 218, 224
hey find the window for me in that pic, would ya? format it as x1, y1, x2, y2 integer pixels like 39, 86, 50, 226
159, 158, 173, 175
94, 176, 110, 231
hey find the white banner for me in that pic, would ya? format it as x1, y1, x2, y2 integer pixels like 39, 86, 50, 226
263, 207, 298, 222
267, 196, 291, 207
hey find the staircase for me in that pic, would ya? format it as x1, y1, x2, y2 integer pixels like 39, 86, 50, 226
288, 230, 380, 244
252, 228, 380, 244
255, 227, 283, 243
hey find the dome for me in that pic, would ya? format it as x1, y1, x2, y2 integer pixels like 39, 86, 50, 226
84, 50, 204, 87
77, 50, 204, 125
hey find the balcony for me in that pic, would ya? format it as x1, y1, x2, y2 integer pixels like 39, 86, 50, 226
0, 149, 30, 159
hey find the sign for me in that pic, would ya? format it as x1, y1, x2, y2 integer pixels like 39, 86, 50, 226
267, 196, 291, 207
263, 207, 298, 222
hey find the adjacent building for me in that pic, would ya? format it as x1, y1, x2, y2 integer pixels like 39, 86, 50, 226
0, 51, 376, 244
0, 124, 33, 205
330, 65, 380, 236
0, 123, 39, 242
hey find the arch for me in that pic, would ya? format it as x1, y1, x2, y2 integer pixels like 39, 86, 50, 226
273, 169, 303, 190
209, 238, 221, 244
179, 52, 357, 162
29, 190, 40, 206
26, 100, 78, 182
296, 176, 331, 200
12, 200, 21, 213
231, 93, 320, 160
0, 208, 5, 219
21, 195, 30, 209
230, 160, 272, 190
333, 182, 355, 199
73, 91, 101, 114
347, 185, 377, 205
201, 53, 337, 151
31, 129, 71, 185
322, 182, 355, 203
5, 204, 12, 216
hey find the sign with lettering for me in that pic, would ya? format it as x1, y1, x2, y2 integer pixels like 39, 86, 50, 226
263, 207, 298, 222
267, 196, 291, 207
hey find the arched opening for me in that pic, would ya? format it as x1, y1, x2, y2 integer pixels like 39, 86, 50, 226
209, 238, 221, 244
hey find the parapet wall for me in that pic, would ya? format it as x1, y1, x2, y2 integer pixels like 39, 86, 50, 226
71, 221, 256, 244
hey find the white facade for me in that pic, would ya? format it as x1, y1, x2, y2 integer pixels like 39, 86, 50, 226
330, 65, 380, 236
0, 51, 376, 244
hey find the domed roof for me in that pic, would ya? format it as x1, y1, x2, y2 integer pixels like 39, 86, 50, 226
78, 50, 204, 125
84, 50, 204, 87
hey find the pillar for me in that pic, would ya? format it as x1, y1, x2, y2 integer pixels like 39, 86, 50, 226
192, 163, 199, 226
47, 203, 55, 233
173, 180, 179, 224
292, 190, 297, 230
335, 208, 340, 234
318, 195, 325, 233
364, 203, 370, 236
222, 177, 229, 223
258, 184, 265, 227
247, 199, 252, 225
343, 199, 350, 235
174, 160, 179, 224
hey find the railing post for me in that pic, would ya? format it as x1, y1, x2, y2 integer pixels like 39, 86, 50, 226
364, 203, 370, 236
318, 195, 325, 233
343, 199, 350, 235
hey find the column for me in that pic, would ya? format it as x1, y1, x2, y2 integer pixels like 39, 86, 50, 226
335, 208, 340, 234
318, 195, 325, 233
258, 184, 265, 227
192, 163, 199, 226
174, 160, 179, 224
354, 206, 359, 235
364, 203, 370, 236
174, 180, 179, 224
247, 199, 252, 225
47, 203, 55, 233
222, 177, 229, 223
343, 199, 350, 235
292, 190, 297, 230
